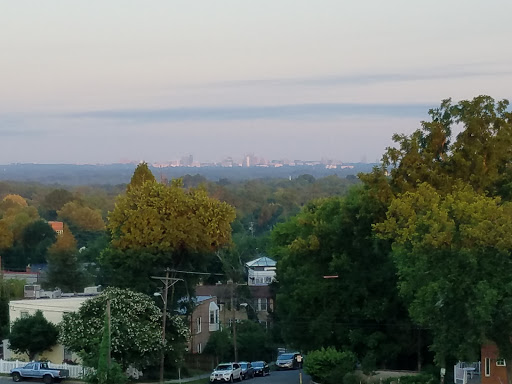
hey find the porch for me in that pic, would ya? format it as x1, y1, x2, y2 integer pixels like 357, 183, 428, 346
455, 362, 481, 384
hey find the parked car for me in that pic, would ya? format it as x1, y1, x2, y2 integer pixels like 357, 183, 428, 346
239, 362, 254, 380
210, 362, 242, 383
276, 352, 301, 370
10, 361, 70, 383
251, 361, 270, 377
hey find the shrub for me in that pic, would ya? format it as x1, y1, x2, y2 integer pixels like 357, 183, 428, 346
304, 347, 357, 384
344, 372, 361, 384
381, 374, 436, 384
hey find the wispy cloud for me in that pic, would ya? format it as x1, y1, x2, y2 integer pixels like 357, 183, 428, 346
67, 102, 433, 123
213, 64, 512, 88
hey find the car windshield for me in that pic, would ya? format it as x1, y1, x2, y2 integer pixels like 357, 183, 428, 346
279, 354, 295, 359
252, 362, 264, 367
216, 365, 232, 371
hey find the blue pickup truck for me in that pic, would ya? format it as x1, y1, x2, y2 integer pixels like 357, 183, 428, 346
10, 361, 69, 383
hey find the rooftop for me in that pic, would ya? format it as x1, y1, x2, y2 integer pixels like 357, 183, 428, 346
245, 256, 276, 268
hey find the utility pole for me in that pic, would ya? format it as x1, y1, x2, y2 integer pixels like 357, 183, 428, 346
106, 299, 111, 368
228, 280, 247, 362
152, 269, 183, 384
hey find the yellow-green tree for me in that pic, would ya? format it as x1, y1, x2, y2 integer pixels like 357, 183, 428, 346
101, 173, 235, 292
58, 201, 105, 231
45, 225, 86, 292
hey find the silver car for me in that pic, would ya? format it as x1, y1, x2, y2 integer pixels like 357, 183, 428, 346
210, 363, 242, 383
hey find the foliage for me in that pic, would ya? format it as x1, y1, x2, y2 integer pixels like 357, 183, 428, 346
0, 220, 14, 250
304, 347, 357, 384
8, 310, 59, 360
203, 329, 233, 363
45, 224, 87, 292
108, 180, 235, 254
236, 320, 273, 362
272, 186, 417, 368
127, 162, 156, 191
2, 194, 28, 207
41, 189, 75, 220
21, 220, 56, 264
381, 95, 512, 198
58, 201, 105, 231
87, 309, 128, 384
59, 287, 188, 370
381, 374, 436, 384
376, 182, 512, 366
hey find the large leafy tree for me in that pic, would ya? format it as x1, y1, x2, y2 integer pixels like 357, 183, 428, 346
381, 95, 512, 198
101, 169, 235, 293
60, 287, 188, 370
41, 189, 75, 220
21, 220, 56, 264
376, 183, 512, 376
9, 310, 59, 360
271, 186, 418, 368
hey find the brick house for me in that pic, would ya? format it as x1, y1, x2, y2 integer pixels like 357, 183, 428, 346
481, 343, 508, 384
188, 296, 220, 354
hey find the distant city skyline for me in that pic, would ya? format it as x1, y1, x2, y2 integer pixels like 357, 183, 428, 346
1, 1, 511, 164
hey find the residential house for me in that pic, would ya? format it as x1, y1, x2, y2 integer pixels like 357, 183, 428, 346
481, 343, 507, 384
245, 256, 276, 286
48, 221, 64, 235
5, 294, 96, 363
188, 296, 220, 354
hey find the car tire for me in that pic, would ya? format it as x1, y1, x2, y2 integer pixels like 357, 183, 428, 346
12, 372, 22, 382
230, 375, 234, 383
43, 375, 54, 384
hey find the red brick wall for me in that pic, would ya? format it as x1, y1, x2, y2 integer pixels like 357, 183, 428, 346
481, 344, 508, 384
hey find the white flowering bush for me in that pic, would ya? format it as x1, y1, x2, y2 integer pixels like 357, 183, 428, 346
59, 287, 188, 370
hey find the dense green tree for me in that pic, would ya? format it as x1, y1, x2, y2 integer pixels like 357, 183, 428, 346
204, 329, 233, 364
236, 321, 273, 362
9, 310, 59, 360
271, 186, 419, 368
21, 220, 56, 264
376, 182, 512, 376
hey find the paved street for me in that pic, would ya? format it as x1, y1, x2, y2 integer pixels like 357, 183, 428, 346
1, 369, 311, 384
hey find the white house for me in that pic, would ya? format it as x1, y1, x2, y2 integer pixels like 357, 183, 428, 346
6, 297, 92, 363
245, 256, 276, 286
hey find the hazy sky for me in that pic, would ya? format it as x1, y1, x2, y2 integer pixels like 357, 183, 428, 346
1, 0, 511, 164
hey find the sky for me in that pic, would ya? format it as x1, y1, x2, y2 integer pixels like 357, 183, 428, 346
1, 0, 512, 164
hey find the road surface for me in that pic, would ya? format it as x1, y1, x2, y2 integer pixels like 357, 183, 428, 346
1, 369, 312, 384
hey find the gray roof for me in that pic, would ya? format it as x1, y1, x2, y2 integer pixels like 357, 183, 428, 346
245, 256, 276, 268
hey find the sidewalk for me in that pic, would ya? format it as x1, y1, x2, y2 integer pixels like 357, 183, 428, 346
66, 372, 210, 384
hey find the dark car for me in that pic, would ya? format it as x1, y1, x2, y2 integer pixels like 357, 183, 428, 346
251, 361, 270, 377
239, 362, 254, 380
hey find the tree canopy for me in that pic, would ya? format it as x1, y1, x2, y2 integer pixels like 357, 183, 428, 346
376, 182, 512, 367
9, 310, 59, 360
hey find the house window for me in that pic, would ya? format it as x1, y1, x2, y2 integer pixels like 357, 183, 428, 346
496, 359, 506, 366
210, 311, 215, 324
257, 298, 268, 311
196, 317, 202, 334
64, 347, 72, 361
20, 311, 29, 319
265, 276, 272, 283
485, 358, 491, 376
197, 343, 202, 354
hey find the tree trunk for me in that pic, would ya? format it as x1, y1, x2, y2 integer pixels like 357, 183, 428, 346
417, 328, 422, 372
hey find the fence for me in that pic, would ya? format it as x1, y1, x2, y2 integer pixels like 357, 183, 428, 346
0, 359, 87, 378
184, 353, 216, 372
